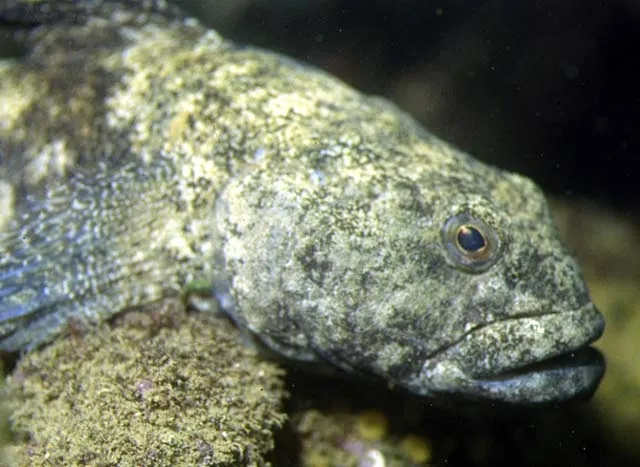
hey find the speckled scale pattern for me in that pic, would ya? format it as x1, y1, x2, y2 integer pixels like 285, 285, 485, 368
0, 0, 604, 403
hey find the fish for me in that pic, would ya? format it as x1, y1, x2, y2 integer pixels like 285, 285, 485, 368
0, 0, 604, 404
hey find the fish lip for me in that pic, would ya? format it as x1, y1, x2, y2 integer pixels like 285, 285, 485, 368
463, 345, 605, 404
413, 346, 605, 405
411, 302, 606, 403
476, 345, 602, 382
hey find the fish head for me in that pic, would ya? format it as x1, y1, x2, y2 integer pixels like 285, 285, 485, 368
401, 166, 606, 404
216, 147, 604, 405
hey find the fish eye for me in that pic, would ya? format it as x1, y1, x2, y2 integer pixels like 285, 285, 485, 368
442, 213, 501, 272
456, 225, 487, 253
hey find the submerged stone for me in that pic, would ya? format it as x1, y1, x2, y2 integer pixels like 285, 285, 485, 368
2, 305, 287, 466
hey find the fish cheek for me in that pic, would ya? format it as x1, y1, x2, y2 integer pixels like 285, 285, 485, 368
213, 175, 318, 359
287, 219, 460, 381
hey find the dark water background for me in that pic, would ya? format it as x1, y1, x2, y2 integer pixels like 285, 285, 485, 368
179, 0, 639, 216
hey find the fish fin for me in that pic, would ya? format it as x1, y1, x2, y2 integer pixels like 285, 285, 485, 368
0, 164, 180, 352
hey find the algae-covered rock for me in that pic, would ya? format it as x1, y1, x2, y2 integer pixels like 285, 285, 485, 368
0, 366, 10, 467
1, 304, 287, 466
291, 408, 432, 467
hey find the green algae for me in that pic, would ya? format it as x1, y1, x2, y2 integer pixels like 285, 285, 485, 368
1, 303, 287, 466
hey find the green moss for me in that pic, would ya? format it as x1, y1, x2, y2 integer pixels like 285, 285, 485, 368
2, 304, 287, 466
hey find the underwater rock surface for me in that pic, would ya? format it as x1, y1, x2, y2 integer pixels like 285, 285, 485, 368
1, 305, 287, 466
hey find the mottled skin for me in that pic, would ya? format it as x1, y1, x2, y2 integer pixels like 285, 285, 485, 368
0, 1, 604, 403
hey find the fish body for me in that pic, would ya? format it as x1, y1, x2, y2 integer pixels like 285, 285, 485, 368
0, 0, 604, 403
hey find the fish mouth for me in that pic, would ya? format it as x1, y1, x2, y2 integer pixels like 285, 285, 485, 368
457, 346, 605, 404
410, 303, 605, 404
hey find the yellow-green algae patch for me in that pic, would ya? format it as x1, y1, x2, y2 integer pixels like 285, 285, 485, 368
0, 363, 10, 467
291, 408, 432, 466
1, 305, 287, 466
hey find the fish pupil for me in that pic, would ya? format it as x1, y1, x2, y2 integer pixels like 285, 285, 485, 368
456, 225, 486, 252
